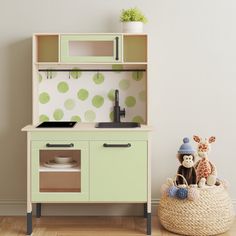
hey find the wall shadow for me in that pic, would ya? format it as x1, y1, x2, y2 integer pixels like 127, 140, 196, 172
0, 38, 32, 200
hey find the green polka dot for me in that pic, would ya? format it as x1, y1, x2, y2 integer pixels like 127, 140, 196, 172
84, 110, 96, 122
139, 90, 146, 102
112, 64, 123, 72
132, 71, 143, 81
64, 99, 75, 110
39, 114, 49, 122
57, 82, 69, 93
38, 73, 42, 83
53, 109, 64, 120
132, 116, 145, 124
125, 96, 136, 107
70, 67, 82, 79
107, 89, 115, 101
39, 92, 50, 104
71, 115, 81, 122
92, 95, 104, 108
44, 71, 57, 79
119, 79, 130, 90
77, 89, 89, 101
93, 73, 104, 84
109, 111, 114, 121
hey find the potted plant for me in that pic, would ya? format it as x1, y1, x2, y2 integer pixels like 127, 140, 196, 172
120, 7, 147, 33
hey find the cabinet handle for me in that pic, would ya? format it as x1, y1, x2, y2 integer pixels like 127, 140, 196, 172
115, 37, 119, 61
103, 143, 131, 148
46, 143, 74, 148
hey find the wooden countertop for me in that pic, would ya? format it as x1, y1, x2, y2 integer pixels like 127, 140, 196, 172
22, 123, 152, 132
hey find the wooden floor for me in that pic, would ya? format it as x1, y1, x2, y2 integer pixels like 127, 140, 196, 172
0, 216, 235, 235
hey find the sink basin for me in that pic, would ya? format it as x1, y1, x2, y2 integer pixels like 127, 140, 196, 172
95, 122, 140, 128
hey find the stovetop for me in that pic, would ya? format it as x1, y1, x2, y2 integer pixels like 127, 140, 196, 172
36, 121, 77, 128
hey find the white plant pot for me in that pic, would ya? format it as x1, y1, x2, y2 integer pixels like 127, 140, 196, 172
122, 22, 143, 33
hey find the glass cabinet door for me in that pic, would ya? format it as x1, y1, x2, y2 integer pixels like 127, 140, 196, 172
31, 141, 89, 202
60, 34, 122, 63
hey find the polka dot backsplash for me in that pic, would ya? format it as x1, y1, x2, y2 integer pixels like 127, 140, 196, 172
38, 69, 147, 123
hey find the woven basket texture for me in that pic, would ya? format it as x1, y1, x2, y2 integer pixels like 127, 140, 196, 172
158, 184, 235, 236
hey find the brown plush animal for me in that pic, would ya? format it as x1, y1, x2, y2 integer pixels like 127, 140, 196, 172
177, 154, 197, 185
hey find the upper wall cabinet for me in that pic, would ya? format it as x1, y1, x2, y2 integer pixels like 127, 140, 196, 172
34, 33, 147, 64
60, 34, 122, 63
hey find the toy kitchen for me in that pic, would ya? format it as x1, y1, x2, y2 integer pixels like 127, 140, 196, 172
22, 33, 152, 235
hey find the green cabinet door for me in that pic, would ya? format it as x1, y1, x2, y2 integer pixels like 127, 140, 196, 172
60, 34, 122, 63
31, 141, 89, 202
90, 141, 147, 202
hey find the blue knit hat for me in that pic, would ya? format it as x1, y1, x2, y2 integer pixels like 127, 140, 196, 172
178, 137, 195, 154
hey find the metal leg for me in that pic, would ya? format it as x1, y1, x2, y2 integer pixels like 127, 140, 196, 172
27, 212, 32, 235
144, 203, 147, 218
36, 203, 41, 218
146, 213, 151, 235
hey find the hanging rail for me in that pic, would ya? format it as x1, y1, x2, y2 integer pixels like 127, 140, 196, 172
38, 69, 146, 72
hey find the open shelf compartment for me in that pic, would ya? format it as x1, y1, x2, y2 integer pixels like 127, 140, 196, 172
36, 35, 59, 63
39, 149, 81, 192
123, 35, 147, 63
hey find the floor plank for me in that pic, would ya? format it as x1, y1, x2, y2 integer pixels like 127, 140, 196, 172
0, 216, 235, 235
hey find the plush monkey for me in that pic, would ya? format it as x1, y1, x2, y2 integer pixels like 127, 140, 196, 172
177, 154, 197, 185
176, 138, 197, 186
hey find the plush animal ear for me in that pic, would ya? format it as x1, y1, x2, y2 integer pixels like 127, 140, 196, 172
193, 135, 201, 143
209, 136, 216, 143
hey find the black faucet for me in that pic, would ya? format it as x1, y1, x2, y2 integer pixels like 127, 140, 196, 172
113, 89, 125, 122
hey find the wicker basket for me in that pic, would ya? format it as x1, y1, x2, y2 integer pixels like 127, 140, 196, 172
158, 176, 235, 236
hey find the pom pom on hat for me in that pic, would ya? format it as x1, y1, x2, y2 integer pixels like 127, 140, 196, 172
178, 137, 195, 154
176, 188, 188, 199
168, 186, 178, 198
188, 188, 200, 201
183, 137, 189, 143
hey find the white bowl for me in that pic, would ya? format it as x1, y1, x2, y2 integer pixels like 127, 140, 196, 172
54, 156, 72, 164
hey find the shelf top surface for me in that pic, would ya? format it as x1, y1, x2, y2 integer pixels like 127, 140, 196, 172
34, 33, 148, 36
40, 165, 81, 172
35, 62, 148, 65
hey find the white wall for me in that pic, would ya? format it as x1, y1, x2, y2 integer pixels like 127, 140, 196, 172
0, 0, 236, 214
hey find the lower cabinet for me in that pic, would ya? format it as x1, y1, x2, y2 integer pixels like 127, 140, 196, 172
90, 141, 147, 202
30, 136, 148, 202
26, 131, 150, 235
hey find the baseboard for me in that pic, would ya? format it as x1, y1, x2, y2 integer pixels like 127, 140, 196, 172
0, 199, 158, 216
151, 198, 159, 214
0, 200, 26, 216
0, 199, 234, 216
